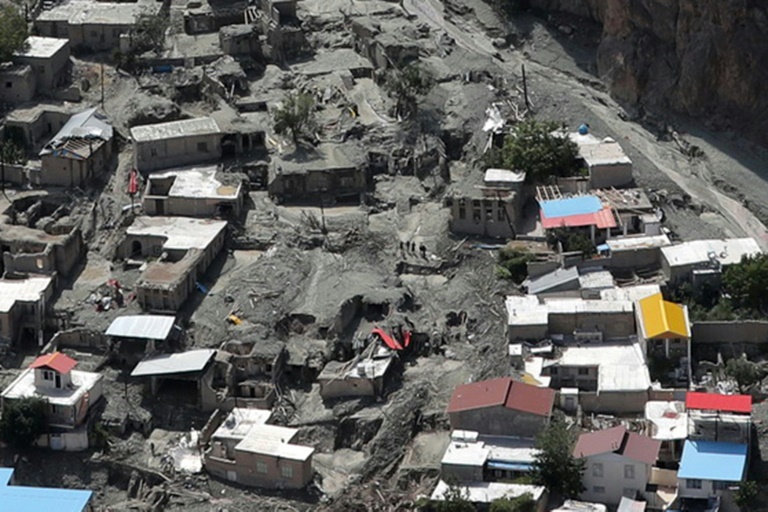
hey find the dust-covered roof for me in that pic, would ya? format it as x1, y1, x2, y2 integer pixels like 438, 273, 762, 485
0, 276, 54, 313
127, 216, 227, 251
131, 349, 215, 377
106, 315, 176, 340
130, 117, 221, 143
660, 238, 761, 268
14, 36, 69, 59
146, 166, 242, 201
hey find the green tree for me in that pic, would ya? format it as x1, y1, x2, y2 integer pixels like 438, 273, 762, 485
735, 481, 759, 511
723, 254, 768, 312
546, 229, 595, 257
1, 140, 25, 164
274, 92, 316, 143
0, 6, 28, 63
131, 11, 169, 54
383, 63, 433, 119
0, 397, 47, 449
531, 421, 585, 498
725, 356, 762, 393
497, 246, 534, 283
415, 479, 474, 512
490, 493, 536, 512
501, 120, 579, 184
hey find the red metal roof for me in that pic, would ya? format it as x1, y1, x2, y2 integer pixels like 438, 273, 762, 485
540, 205, 617, 230
685, 392, 752, 414
447, 377, 511, 413
505, 380, 555, 417
29, 352, 77, 374
574, 426, 660, 465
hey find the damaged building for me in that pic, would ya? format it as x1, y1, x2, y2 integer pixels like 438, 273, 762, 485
131, 117, 223, 173
0, 221, 85, 279
318, 345, 395, 400
131, 348, 218, 410
142, 165, 246, 218
215, 337, 286, 410
121, 216, 228, 312
106, 315, 180, 367
38, 107, 114, 187
203, 407, 315, 489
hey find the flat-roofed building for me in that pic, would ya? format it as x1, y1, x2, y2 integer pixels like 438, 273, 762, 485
143, 165, 245, 218
131, 117, 223, 172
0, 63, 36, 104
122, 216, 227, 312
660, 238, 761, 283
0, 275, 55, 348
203, 408, 314, 489
13, 36, 71, 93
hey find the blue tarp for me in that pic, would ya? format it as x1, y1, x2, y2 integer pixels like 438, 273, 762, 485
678, 440, 747, 481
540, 195, 602, 218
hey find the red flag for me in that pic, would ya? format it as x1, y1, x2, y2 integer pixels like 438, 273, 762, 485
128, 169, 138, 196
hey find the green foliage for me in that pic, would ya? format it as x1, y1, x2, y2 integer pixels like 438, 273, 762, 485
0, 6, 28, 63
274, 92, 316, 143
723, 254, 768, 312
383, 64, 434, 119
131, 11, 169, 54
91, 422, 112, 453
416, 479, 474, 512
490, 493, 536, 512
546, 228, 595, 256
725, 356, 763, 393
0, 397, 47, 449
498, 246, 534, 283
666, 280, 740, 322
1, 140, 24, 164
500, 120, 579, 184
735, 481, 759, 511
531, 421, 585, 499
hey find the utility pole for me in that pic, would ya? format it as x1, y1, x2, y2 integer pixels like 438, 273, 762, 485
100, 63, 105, 108
521, 64, 530, 111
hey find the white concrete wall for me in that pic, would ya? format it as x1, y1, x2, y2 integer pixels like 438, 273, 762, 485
580, 452, 650, 505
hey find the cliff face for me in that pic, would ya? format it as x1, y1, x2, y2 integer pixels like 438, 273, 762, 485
531, 0, 768, 144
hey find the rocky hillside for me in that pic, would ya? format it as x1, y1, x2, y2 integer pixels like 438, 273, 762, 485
530, 0, 768, 145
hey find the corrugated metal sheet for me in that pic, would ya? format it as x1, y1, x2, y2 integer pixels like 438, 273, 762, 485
678, 440, 747, 481
685, 392, 752, 414
638, 293, 690, 339
0, 467, 92, 512
131, 349, 215, 377
447, 377, 511, 413
504, 381, 555, 417
540, 205, 617, 229
106, 315, 176, 340
574, 426, 661, 465
29, 352, 77, 374
540, 196, 602, 217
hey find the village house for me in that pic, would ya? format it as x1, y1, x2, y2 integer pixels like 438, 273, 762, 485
0, 467, 93, 511
596, 233, 671, 271
269, 144, 367, 204
430, 480, 547, 511
3, 103, 77, 152
446, 377, 555, 438
593, 188, 657, 237
505, 295, 636, 342
539, 195, 618, 245
636, 293, 691, 384
677, 440, 747, 500
13, 37, 71, 95
216, 337, 286, 410
121, 216, 227, 312
219, 24, 262, 57
574, 425, 661, 506
35, 0, 161, 52
131, 349, 218, 410
105, 315, 179, 367
445, 168, 524, 239
318, 347, 395, 400
0, 352, 104, 450
660, 237, 761, 283
569, 130, 633, 189
203, 407, 315, 489
131, 117, 224, 173
644, 401, 688, 465
535, 341, 652, 414
0, 275, 55, 349
0, 222, 85, 279
441, 430, 539, 483
0, 64, 36, 104
38, 107, 114, 187
523, 266, 614, 299
142, 166, 246, 218
686, 392, 752, 444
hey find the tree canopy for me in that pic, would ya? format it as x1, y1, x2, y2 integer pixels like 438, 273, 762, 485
490, 493, 536, 512
500, 120, 579, 184
531, 420, 585, 498
131, 11, 169, 54
722, 253, 768, 312
383, 63, 433, 119
0, 397, 47, 449
0, 6, 28, 64
274, 91, 316, 143
725, 356, 763, 393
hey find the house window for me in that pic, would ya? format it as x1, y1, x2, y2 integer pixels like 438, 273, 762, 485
445, 198, 453, 208
592, 463, 603, 478
497, 206, 505, 221
5, 82, 11, 88
50, 404, 58, 414
472, 209, 481, 223
458, 205, 466, 220
197, 142, 208, 153
485, 207, 493, 220
686, 479, 702, 489
38, 66, 45, 74
578, 368, 589, 376
150, 147, 157, 157
624, 464, 635, 479
43, 370, 54, 381
549, 367, 558, 376
256, 461, 268, 474
280, 465, 293, 478
592, 486, 605, 494
714, 481, 730, 491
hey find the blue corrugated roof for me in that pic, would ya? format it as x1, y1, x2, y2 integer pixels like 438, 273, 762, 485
0, 467, 92, 512
487, 461, 533, 472
540, 195, 602, 218
677, 440, 747, 481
